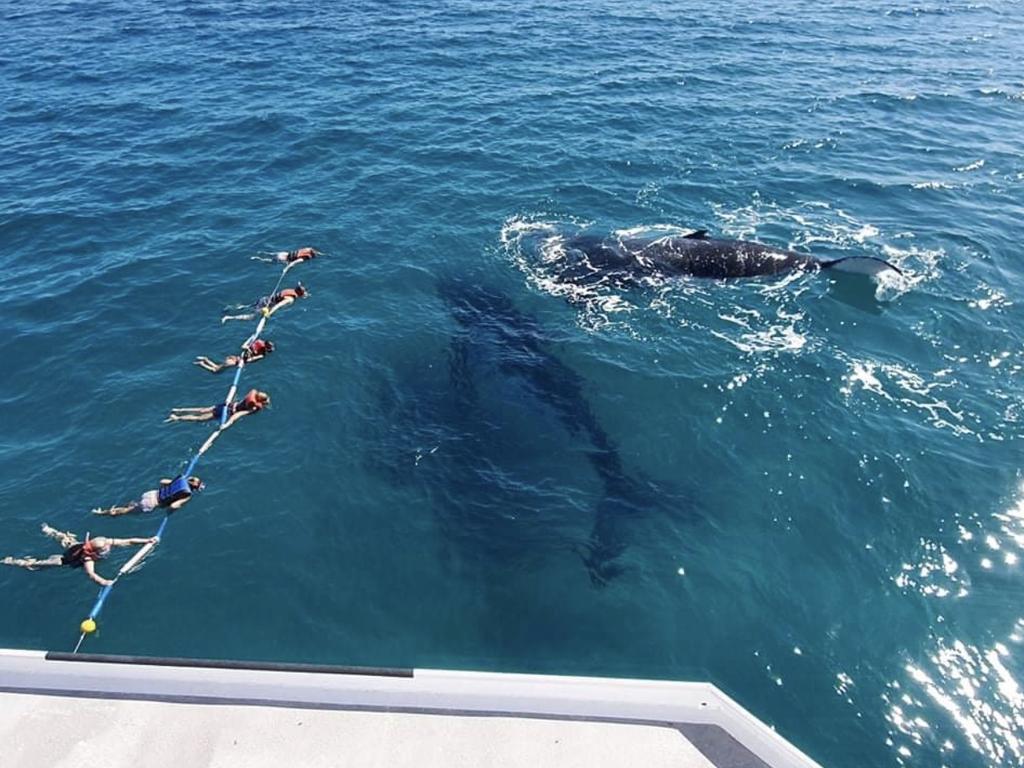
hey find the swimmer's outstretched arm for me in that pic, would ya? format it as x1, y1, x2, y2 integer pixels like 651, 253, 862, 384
83, 537, 157, 584
110, 537, 158, 548
220, 410, 251, 430
83, 560, 113, 586
263, 298, 294, 318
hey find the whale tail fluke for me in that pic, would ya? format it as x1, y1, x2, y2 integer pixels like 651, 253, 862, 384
821, 255, 903, 276
579, 542, 627, 587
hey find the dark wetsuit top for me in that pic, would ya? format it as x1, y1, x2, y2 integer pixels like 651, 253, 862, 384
61, 542, 102, 568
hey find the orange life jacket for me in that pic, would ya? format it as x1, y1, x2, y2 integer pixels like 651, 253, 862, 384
61, 539, 104, 568
241, 390, 265, 412
289, 248, 316, 262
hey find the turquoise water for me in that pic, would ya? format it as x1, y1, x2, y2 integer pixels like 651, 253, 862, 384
2, 1, 1024, 764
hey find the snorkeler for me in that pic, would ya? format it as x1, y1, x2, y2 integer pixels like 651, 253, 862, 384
1, 524, 156, 587
194, 338, 275, 373
252, 247, 321, 265
165, 388, 270, 427
92, 475, 203, 516
221, 284, 308, 323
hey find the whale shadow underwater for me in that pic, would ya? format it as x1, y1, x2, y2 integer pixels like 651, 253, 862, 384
435, 276, 690, 585
557, 229, 902, 284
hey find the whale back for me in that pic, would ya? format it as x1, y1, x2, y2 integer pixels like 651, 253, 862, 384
564, 232, 815, 279
630, 235, 814, 278
556, 231, 901, 282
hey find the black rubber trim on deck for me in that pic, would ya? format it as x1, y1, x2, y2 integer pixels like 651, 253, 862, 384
677, 723, 774, 768
44, 652, 413, 678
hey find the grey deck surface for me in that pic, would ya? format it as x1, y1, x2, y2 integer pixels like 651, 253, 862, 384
2, 692, 718, 768
0, 649, 820, 768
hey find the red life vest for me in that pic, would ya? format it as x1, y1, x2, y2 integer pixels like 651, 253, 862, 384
241, 390, 265, 412
249, 339, 269, 356
61, 539, 104, 568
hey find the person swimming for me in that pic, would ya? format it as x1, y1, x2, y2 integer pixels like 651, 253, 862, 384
251, 247, 321, 265
92, 475, 203, 516
165, 389, 270, 427
194, 338, 275, 373
1, 524, 156, 587
221, 284, 308, 323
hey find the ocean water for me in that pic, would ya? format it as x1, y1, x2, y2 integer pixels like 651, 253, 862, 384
2, 0, 1023, 764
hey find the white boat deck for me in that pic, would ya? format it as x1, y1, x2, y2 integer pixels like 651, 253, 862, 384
0, 649, 821, 768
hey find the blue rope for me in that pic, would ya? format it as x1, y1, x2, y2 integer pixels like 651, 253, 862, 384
183, 453, 201, 478
77, 260, 297, 645
219, 362, 246, 427
88, 584, 114, 620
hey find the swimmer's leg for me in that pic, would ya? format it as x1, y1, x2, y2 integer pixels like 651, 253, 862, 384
221, 313, 256, 324
165, 412, 214, 423
40, 524, 77, 549
92, 502, 140, 516
194, 357, 225, 373
2, 554, 64, 570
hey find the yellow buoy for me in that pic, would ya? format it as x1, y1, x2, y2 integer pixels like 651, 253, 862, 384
80, 618, 97, 634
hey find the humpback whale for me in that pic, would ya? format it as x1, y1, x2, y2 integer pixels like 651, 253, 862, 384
564, 230, 902, 280
437, 278, 667, 585
368, 278, 699, 585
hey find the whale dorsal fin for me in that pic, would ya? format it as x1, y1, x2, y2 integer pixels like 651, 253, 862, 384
683, 229, 709, 239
